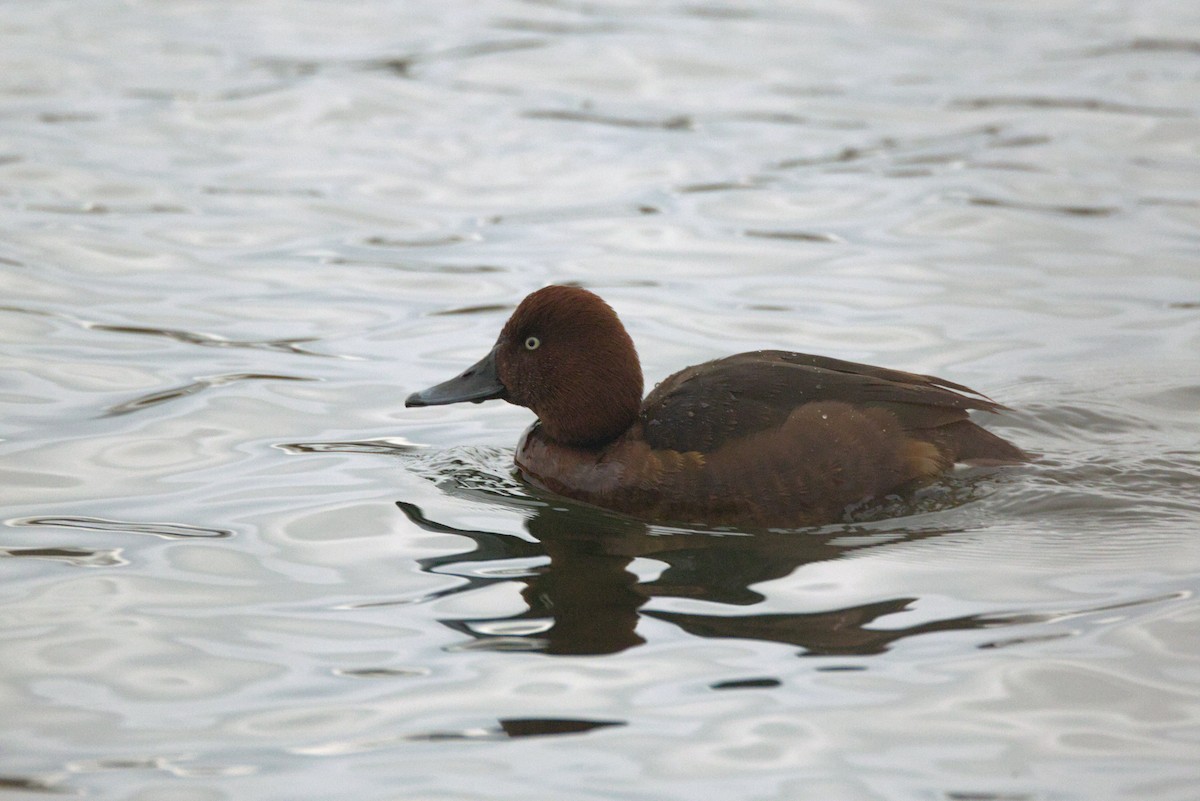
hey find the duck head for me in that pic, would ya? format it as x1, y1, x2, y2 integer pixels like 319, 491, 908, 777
406, 285, 644, 448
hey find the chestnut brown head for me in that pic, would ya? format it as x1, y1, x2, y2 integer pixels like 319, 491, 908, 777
406, 286, 644, 448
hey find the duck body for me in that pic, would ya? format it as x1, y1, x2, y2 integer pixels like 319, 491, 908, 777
407, 286, 1028, 529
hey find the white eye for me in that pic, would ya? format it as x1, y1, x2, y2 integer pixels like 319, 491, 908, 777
524, 336, 541, 351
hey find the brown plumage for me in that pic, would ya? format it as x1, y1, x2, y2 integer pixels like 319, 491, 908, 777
407, 285, 1029, 528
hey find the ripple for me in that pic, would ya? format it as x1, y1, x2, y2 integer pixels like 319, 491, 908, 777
775, 144, 880, 169
963, 160, 1045, 173
491, 718, 624, 738
988, 134, 1053, 149
743, 229, 842, 243
25, 202, 189, 215
362, 234, 472, 248
951, 95, 1191, 117
334, 587, 469, 609
774, 125, 1003, 170
88, 324, 332, 357
711, 677, 782, 690
105, 373, 313, 416
7, 515, 233, 539
0, 546, 126, 568
524, 109, 693, 130
66, 756, 255, 779
814, 665, 867, 673
419, 717, 625, 739
294, 717, 623, 755
202, 185, 324, 198
261, 38, 551, 80
978, 631, 1074, 650
1144, 198, 1200, 209
488, 203, 660, 224
37, 111, 101, 124
321, 256, 505, 274
275, 437, 424, 455
443, 635, 548, 653
678, 179, 765, 193
332, 667, 430, 679
415, 37, 548, 66
430, 303, 512, 316
492, 17, 625, 35
0, 774, 69, 794
1085, 38, 1200, 56
967, 196, 1120, 217
403, 446, 529, 499
0, 305, 345, 358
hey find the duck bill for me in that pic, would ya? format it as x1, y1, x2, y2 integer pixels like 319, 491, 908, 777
405, 347, 506, 407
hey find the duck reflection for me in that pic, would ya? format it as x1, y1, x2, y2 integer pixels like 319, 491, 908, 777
398, 498, 1019, 657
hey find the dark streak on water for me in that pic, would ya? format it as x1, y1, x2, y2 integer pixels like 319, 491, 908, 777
363, 234, 472, 248
89, 325, 328, 357
408, 718, 625, 742
743, 229, 841, 243
967, 197, 1120, 217
523, 109, 694, 130
0, 775, 68, 794
25, 202, 188, 215
332, 667, 430, 679
710, 677, 782, 690
430, 303, 513, 316
951, 95, 1192, 116
8, 516, 234, 539
0, 305, 340, 358
0, 546, 126, 568
321, 256, 505, 274
256, 39, 549, 81
1084, 38, 1200, 56
276, 439, 424, 455
105, 373, 314, 417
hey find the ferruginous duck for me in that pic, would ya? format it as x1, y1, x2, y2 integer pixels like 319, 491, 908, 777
406, 285, 1028, 528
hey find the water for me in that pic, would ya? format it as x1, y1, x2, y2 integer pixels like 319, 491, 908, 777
3, 1, 1200, 799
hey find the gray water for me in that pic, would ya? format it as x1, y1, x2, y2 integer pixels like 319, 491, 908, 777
3, 1, 1200, 799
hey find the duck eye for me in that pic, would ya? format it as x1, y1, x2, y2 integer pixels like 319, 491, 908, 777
524, 336, 541, 351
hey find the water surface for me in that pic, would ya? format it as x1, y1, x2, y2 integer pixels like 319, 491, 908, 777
3, 1, 1200, 799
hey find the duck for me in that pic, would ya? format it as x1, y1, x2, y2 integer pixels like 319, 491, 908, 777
406, 285, 1028, 528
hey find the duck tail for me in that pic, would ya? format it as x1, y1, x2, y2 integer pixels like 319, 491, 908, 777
937, 420, 1032, 465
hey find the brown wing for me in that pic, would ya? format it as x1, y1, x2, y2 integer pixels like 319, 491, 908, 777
641, 350, 1024, 463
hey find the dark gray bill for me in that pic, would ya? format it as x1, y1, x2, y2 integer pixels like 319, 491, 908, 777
405, 347, 505, 407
